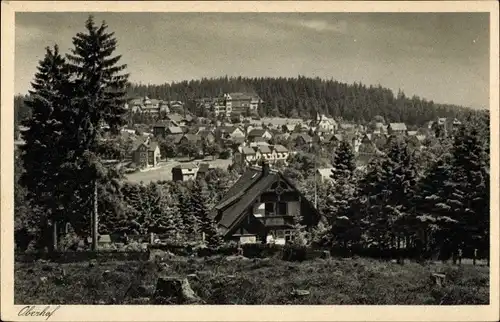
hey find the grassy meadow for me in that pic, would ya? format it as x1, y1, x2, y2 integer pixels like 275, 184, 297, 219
15, 255, 489, 305
125, 159, 232, 183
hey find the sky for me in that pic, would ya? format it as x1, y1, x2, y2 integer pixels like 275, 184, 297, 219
15, 12, 490, 109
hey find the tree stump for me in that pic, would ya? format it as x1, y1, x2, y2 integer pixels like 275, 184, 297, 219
153, 276, 203, 304
430, 273, 446, 287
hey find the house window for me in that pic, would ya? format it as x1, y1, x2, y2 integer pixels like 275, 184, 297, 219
276, 230, 285, 238
284, 230, 294, 242
265, 203, 274, 216
277, 202, 287, 215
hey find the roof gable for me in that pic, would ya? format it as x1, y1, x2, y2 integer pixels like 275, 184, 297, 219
213, 167, 321, 235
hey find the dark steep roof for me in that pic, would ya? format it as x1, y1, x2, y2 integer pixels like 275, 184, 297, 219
210, 166, 321, 236
248, 128, 267, 137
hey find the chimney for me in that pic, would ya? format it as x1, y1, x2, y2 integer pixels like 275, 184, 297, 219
261, 159, 270, 176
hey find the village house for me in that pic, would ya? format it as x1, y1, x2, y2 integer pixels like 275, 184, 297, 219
234, 146, 259, 165
168, 101, 185, 114
152, 121, 178, 138
212, 97, 231, 117
357, 134, 383, 165
172, 163, 199, 181
289, 133, 313, 147
196, 97, 215, 111
209, 161, 322, 244
226, 136, 247, 148
255, 145, 272, 162
195, 163, 211, 179
272, 145, 290, 163
166, 113, 194, 127
166, 126, 184, 136
312, 114, 338, 133
196, 129, 216, 144
159, 101, 170, 114
387, 123, 408, 136
234, 144, 290, 167
324, 133, 344, 147
247, 128, 273, 143
209, 92, 263, 117
431, 117, 462, 137
281, 124, 296, 134
216, 125, 246, 141
252, 136, 269, 145
131, 137, 161, 168
315, 168, 334, 182
127, 96, 162, 114
225, 92, 263, 115
178, 134, 202, 146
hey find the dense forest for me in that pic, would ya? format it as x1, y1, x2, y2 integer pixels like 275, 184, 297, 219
124, 76, 479, 126
15, 76, 482, 131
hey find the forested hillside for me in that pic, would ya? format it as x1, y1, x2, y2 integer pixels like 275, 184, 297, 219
15, 76, 482, 129
125, 76, 478, 125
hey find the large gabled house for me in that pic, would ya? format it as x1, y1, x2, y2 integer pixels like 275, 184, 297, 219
210, 161, 322, 244
131, 137, 161, 168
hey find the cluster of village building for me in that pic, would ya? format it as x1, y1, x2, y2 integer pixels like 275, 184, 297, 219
15, 93, 463, 184
120, 94, 463, 183
124, 92, 263, 118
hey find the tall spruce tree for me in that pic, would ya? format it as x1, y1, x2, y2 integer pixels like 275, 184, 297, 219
386, 139, 419, 248
357, 139, 418, 249
413, 154, 456, 258
326, 140, 359, 248
189, 180, 223, 245
177, 185, 199, 241
65, 16, 129, 250
20, 45, 72, 251
443, 124, 489, 255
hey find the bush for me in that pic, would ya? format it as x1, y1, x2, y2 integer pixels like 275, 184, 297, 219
219, 150, 231, 159
282, 244, 307, 262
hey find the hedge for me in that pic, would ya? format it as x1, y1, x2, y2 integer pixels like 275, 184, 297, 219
15, 250, 150, 263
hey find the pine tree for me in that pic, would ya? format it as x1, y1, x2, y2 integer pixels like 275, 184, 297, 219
188, 180, 223, 245
357, 139, 419, 249
20, 45, 72, 250
153, 184, 184, 240
413, 154, 455, 257
326, 140, 359, 248
443, 124, 489, 255
177, 185, 199, 241
65, 15, 129, 250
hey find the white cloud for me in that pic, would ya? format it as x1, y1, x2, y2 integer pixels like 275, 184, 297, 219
297, 19, 347, 33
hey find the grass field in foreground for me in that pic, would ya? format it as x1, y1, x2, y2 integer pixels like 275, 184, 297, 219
125, 159, 232, 183
15, 255, 489, 305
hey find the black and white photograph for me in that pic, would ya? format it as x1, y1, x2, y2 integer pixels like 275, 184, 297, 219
1, 1, 499, 321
